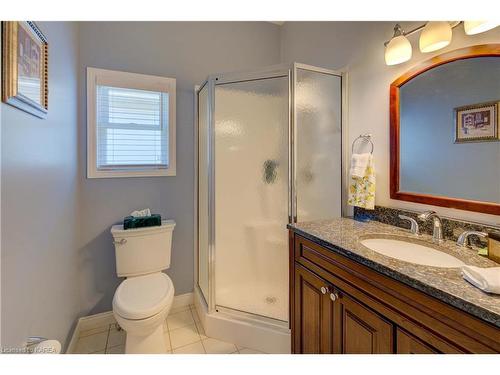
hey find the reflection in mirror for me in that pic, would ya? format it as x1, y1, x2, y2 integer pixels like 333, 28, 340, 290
399, 56, 500, 204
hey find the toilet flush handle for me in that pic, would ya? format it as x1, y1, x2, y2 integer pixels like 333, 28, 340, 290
113, 239, 127, 245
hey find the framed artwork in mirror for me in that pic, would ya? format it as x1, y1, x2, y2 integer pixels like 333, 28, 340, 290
455, 101, 499, 143
1, 21, 48, 118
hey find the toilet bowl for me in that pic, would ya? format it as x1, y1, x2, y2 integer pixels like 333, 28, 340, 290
110, 220, 176, 354
113, 272, 175, 354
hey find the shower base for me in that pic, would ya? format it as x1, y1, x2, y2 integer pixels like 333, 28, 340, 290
194, 287, 291, 354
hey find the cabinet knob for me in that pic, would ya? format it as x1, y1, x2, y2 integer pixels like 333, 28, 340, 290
320, 286, 329, 295
330, 292, 339, 301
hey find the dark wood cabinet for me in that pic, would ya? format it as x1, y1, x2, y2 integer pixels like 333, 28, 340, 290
396, 328, 439, 354
334, 291, 393, 353
290, 231, 500, 354
294, 265, 333, 353
294, 264, 393, 354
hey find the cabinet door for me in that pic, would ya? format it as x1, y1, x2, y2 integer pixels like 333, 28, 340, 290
294, 265, 334, 353
396, 328, 439, 354
333, 291, 393, 354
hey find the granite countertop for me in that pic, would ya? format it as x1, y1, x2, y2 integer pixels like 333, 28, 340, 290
288, 217, 500, 328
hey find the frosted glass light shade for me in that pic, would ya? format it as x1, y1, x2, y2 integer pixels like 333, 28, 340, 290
464, 21, 499, 35
385, 35, 412, 65
419, 21, 452, 53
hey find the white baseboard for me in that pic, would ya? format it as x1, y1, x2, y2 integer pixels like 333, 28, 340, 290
66, 292, 194, 354
66, 311, 116, 354
171, 292, 194, 310
65, 324, 81, 354
79, 311, 116, 331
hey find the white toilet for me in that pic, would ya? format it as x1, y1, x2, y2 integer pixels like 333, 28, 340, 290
111, 220, 176, 354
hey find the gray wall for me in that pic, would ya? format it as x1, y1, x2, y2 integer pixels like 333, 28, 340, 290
280, 21, 500, 226
77, 22, 282, 315
1, 22, 80, 348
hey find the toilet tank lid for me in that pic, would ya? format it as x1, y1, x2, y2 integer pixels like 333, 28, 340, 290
111, 219, 176, 237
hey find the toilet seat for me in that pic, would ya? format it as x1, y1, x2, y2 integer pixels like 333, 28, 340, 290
113, 273, 174, 320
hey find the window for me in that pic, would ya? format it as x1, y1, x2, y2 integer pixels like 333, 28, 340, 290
87, 68, 176, 178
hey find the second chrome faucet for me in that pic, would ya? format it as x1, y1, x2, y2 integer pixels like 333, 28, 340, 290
417, 211, 444, 244
397, 212, 444, 243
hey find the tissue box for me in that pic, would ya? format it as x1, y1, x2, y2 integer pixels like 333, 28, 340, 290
123, 214, 162, 230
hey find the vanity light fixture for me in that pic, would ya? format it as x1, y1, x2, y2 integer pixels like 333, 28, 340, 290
419, 21, 452, 53
384, 20, 499, 65
464, 21, 499, 35
384, 24, 413, 66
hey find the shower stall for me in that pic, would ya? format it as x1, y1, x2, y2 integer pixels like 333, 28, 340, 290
194, 63, 344, 353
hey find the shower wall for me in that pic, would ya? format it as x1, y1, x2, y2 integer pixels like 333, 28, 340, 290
295, 68, 342, 221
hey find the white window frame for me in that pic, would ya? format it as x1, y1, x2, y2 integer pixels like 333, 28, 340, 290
87, 67, 176, 178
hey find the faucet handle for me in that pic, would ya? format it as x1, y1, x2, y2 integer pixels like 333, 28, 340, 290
399, 215, 420, 236
417, 210, 436, 221
457, 231, 488, 248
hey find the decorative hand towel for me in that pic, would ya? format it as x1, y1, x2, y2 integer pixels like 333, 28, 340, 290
348, 154, 376, 210
461, 266, 500, 294
349, 153, 371, 178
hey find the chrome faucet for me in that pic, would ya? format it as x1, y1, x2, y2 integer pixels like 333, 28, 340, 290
398, 215, 420, 235
457, 231, 488, 248
417, 211, 444, 244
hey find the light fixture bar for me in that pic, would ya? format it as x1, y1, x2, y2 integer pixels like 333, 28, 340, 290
384, 21, 461, 47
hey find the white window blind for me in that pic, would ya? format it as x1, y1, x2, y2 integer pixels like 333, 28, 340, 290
87, 68, 176, 178
96, 85, 169, 170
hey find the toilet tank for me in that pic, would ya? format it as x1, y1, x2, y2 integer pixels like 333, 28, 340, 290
111, 220, 176, 277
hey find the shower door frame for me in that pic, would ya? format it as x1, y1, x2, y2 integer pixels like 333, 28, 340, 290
194, 63, 347, 325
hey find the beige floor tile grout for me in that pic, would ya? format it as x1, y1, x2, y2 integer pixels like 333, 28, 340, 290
106, 343, 125, 349
172, 338, 204, 352
169, 316, 203, 352
171, 308, 206, 353
199, 341, 207, 354
165, 318, 173, 353
197, 333, 207, 354
103, 324, 112, 354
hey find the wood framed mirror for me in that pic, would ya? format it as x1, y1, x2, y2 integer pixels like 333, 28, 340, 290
390, 44, 500, 215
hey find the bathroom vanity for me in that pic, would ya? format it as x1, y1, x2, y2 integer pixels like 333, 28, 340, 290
288, 218, 500, 354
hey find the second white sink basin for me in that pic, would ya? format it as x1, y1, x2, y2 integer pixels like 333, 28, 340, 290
360, 238, 465, 268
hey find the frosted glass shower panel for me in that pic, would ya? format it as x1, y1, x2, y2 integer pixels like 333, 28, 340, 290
214, 77, 289, 321
295, 69, 342, 221
197, 84, 210, 301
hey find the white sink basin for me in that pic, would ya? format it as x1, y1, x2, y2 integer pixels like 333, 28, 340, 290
360, 238, 465, 268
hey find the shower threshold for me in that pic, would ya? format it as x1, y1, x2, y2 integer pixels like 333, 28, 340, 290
194, 287, 291, 354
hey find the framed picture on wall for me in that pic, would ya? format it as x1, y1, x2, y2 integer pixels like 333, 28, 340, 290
454, 101, 499, 143
1, 21, 48, 118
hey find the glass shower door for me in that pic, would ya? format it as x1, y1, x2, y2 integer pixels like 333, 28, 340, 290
214, 76, 289, 322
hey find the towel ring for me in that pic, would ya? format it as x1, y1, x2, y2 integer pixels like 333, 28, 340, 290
352, 134, 374, 154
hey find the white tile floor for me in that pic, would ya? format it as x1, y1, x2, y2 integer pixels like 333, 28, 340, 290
72, 304, 265, 354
